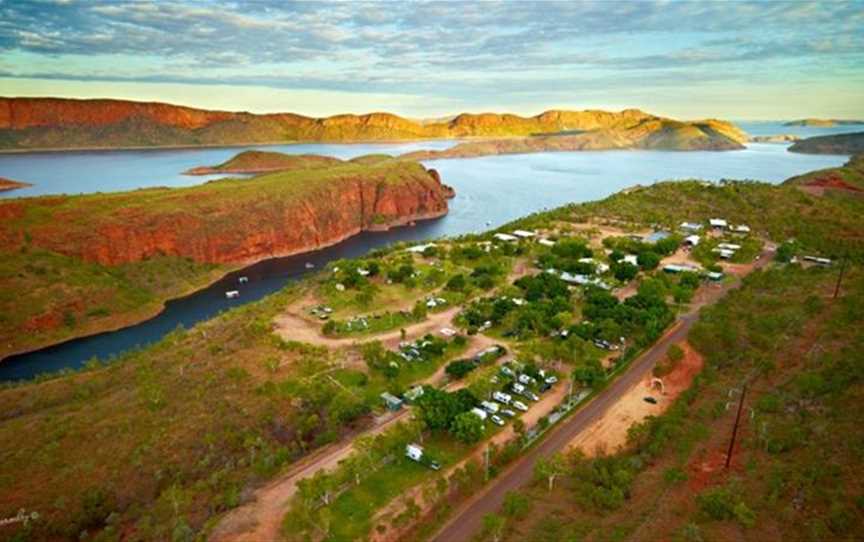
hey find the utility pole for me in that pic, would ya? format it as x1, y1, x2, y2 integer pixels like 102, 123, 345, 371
834, 258, 847, 299
725, 384, 747, 469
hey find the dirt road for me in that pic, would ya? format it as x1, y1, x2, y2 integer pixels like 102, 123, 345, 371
428, 248, 774, 542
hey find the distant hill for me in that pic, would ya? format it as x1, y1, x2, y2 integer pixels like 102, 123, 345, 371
0, 97, 746, 152
788, 132, 864, 155
783, 118, 864, 127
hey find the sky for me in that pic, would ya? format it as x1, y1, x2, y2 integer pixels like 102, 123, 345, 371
0, 0, 862, 120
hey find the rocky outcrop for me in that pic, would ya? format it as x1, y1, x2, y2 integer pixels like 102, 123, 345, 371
784, 154, 864, 195
788, 132, 864, 155
0, 177, 31, 192
402, 119, 744, 161
0, 158, 451, 266
0, 97, 746, 151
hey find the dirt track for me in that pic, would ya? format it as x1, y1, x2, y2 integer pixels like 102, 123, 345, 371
208, 334, 500, 542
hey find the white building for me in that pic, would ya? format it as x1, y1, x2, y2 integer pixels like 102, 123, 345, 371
709, 218, 728, 230
493, 233, 518, 242
684, 234, 701, 246
538, 238, 556, 247
512, 229, 536, 238
680, 222, 704, 232
622, 254, 639, 266
406, 243, 437, 254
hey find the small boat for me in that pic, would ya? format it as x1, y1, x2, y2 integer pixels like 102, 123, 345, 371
238, 276, 249, 284
305, 262, 315, 269
225, 290, 240, 299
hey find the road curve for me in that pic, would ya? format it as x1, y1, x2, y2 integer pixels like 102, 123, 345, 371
429, 249, 773, 542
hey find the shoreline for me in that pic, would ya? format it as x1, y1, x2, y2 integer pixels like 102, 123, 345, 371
0, 208, 449, 371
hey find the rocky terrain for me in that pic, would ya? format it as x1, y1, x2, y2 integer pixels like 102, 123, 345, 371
0, 176, 30, 192
788, 131, 864, 155
401, 118, 745, 160
0, 156, 451, 355
0, 97, 746, 151
784, 153, 864, 194
0, 156, 450, 266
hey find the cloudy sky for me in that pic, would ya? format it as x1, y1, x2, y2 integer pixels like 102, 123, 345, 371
1, 0, 862, 119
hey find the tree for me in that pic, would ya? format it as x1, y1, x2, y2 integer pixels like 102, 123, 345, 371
446, 273, 468, 292
450, 411, 485, 443
501, 491, 531, 518
637, 251, 661, 270
445, 359, 476, 379
482, 513, 506, 542
613, 261, 639, 281
534, 452, 567, 491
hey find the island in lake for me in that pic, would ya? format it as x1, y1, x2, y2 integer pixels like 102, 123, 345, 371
788, 131, 864, 155
783, 118, 864, 127
0, 177, 32, 192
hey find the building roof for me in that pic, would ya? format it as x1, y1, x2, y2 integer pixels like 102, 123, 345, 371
709, 218, 728, 228
645, 231, 672, 243
684, 234, 701, 245
493, 233, 518, 242
512, 229, 536, 238
406, 243, 437, 253
680, 222, 703, 231
538, 238, 556, 247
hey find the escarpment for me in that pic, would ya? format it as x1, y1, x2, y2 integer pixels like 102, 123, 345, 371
0, 156, 452, 266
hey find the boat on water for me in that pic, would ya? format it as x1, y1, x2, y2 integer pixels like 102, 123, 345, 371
305, 262, 315, 269
225, 290, 240, 299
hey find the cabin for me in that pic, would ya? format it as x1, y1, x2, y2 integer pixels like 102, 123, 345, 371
512, 229, 535, 238
709, 218, 728, 231
622, 254, 639, 266
680, 222, 703, 233
713, 248, 735, 259
578, 257, 610, 274
732, 224, 751, 234
380, 392, 404, 411
538, 238, 556, 247
406, 242, 437, 253
493, 233, 518, 242
803, 256, 832, 266
664, 263, 701, 274
684, 234, 701, 247
707, 271, 724, 281
645, 231, 671, 244
404, 385, 425, 403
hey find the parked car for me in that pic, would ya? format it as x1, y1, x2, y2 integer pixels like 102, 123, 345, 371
500, 409, 516, 418
490, 415, 505, 427
523, 390, 540, 402
493, 391, 512, 405
500, 366, 515, 377
513, 400, 528, 412
512, 382, 526, 394
544, 375, 558, 385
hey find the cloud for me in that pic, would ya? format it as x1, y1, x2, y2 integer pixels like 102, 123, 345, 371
0, 0, 861, 115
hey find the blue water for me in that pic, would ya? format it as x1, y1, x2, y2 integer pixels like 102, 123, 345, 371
736, 120, 864, 140
0, 139, 851, 381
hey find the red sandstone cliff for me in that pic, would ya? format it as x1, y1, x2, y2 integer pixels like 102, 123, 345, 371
0, 160, 451, 266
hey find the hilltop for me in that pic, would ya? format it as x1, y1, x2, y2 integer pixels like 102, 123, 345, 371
788, 131, 864, 155
0, 97, 745, 151
784, 118, 864, 127
0, 155, 451, 356
184, 150, 343, 175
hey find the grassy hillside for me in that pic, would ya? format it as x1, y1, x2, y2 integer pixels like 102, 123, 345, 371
788, 132, 864, 155
0, 157, 448, 357
785, 154, 864, 191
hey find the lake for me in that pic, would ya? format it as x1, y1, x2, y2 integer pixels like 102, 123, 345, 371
0, 132, 853, 380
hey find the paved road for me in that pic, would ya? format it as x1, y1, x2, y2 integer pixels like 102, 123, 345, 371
430, 249, 774, 542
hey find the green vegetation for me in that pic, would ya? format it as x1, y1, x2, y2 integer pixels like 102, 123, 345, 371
483, 264, 864, 541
